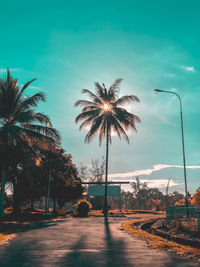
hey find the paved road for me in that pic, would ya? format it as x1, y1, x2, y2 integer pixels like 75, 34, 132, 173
0, 215, 198, 267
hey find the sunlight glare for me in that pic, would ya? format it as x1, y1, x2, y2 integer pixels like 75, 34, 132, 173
103, 103, 111, 110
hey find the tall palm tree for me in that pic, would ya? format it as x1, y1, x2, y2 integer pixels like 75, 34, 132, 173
75, 78, 140, 215
0, 69, 60, 216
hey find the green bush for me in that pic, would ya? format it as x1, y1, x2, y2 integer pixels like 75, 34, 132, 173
75, 199, 92, 217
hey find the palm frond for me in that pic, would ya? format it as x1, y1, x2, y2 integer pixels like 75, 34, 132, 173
16, 92, 46, 112
4, 70, 18, 93
16, 78, 37, 102
31, 139, 54, 152
99, 117, 106, 145
94, 82, 104, 92
82, 105, 100, 112
94, 82, 106, 99
85, 115, 104, 143
110, 78, 123, 91
75, 109, 100, 123
32, 113, 52, 126
6, 69, 11, 83
110, 116, 129, 143
114, 107, 141, 131
19, 127, 59, 145
79, 114, 100, 130
109, 78, 122, 99
0, 73, 19, 117
82, 89, 102, 104
74, 100, 97, 107
12, 109, 35, 124
21, 124, 60, 143
115, 95, 140, 106
13, 110, 52, 126
113, 108, 131, 129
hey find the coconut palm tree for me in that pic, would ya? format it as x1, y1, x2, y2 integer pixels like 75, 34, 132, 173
75, 78, 140, 215
0, 69, 60, 216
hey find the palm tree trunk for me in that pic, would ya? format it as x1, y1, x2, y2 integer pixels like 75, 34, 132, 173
104, 125, 109, 216
13, 181, 21, 215
45, 196, 47, 212
39, 198, 42, 209
30, 198, 34, 211
0, 164, 6, 217
53, 199, 56, 212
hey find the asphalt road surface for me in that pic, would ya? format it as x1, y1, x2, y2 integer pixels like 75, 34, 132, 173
0, 214, 199, 267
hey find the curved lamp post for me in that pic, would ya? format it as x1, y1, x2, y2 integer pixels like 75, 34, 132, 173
154, 89, 189, 215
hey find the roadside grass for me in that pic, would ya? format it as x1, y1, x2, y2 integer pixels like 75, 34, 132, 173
0, 233, 16, 245
122, 218, 200, 261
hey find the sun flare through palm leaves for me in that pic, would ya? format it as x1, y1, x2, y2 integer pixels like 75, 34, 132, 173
75, 78, 141, 215
75, 78, 141, 144
102, 103, 111, 111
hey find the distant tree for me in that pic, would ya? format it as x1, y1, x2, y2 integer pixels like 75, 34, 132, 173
148, 188, 164, 210
90, 157, 105, 182
191, 189, 200, 207
130, 177, 165, 210
169, 191, 184, 206
87, 157, 105, 209
131, 177, 148, 197
78, 163, 89, 180
121, 191, 135, 210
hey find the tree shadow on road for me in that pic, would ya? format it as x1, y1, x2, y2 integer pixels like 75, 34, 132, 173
0, 220, 61, 235
0, 240, 42, 267
103, 216, 132, 266
59, 236, 97, 267
0, 221, 62, 267
59, 216, 132, 267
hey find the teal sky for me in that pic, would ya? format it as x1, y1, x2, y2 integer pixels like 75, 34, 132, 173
0, 0, 199, 193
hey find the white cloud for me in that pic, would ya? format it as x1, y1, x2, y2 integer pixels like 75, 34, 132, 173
28, 85, 40, 90
119, 180, 180, 193
0, 68, 22, 73
181, 65, 195, 72
142, 179, 178, 188
108, 164, 200, 179
164, 73, 177, 78
19, 83, 40, 91
171, 88, 178, 92
116, 178, 179, 190
186, 66, 195, 71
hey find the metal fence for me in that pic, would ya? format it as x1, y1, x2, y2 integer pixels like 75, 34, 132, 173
166, 205, 199, 220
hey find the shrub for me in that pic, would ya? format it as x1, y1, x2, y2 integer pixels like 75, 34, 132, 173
75, 199, 92, 217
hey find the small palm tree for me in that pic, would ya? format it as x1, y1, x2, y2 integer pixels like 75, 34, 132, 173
0, 69, 60, 216
75, 78, 140, 215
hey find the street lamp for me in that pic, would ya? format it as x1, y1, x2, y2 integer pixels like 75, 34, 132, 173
154, 89, 189, 215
